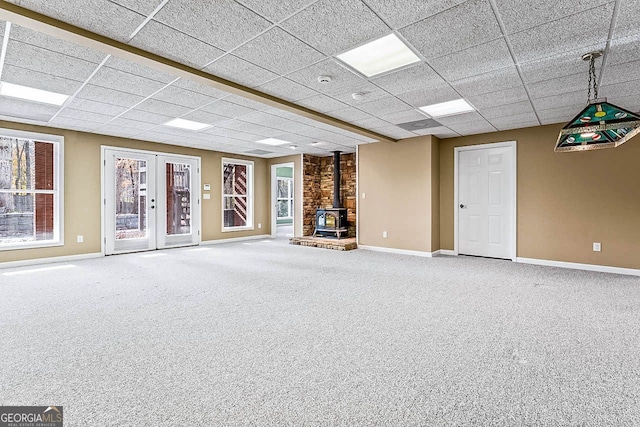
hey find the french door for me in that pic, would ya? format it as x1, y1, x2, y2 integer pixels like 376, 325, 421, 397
103, 148, 200, 255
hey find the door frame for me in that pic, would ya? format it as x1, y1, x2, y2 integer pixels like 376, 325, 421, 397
270, 162, 295, 238
101, 145, 201, 255
453, 141, 517, 261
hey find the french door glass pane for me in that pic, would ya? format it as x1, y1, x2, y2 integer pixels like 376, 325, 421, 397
115, 158, 148, 240
166, 162, 191, 235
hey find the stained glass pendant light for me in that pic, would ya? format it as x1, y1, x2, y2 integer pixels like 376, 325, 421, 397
555, 51, 640, 152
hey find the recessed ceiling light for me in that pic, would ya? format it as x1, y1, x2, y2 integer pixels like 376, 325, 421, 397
419, 99, 474, 118
256, 138, 290, 146
164, 118, 211, 131
336, 33, 421, 77
310, 141, 321, 146
0, 81, 69, 106
289, 145, 298, 150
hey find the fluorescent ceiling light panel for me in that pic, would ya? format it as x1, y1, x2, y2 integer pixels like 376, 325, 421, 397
419, 99, 474, 118
256, 138, 290, 146
164, 118, 211, 131
336, 33, 421, 77
0, 81, 69, 106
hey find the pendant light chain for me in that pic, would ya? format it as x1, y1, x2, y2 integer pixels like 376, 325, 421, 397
587, 56, 599, 102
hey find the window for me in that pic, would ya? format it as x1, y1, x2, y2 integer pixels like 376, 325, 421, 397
277, 177, 293, 220
0, 129, 63, 250
222, 158, 253, 230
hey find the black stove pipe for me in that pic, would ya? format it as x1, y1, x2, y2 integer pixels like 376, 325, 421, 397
333, 151, 341, 208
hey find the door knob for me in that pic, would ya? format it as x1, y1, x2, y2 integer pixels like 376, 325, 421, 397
150, 205, 155, 209
460, 204, 466, 209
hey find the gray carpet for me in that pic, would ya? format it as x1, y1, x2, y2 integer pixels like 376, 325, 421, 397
1, 239, 639, 426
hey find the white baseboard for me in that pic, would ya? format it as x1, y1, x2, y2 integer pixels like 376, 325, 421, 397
437, 249, 457, 256
0, 252, 103, 270
201, 234, 272, 245
516, 257, 640, 277
358, 245, 438, 258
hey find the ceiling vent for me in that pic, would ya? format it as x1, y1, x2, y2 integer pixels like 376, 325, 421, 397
396, 118, 442, 131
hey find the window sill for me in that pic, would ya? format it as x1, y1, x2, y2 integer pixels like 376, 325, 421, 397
0, 240, 64, 252
222, 226, 254, 233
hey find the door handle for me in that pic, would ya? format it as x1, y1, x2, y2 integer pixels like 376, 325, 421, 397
150, 205, 155, 209
460, 204, 466, 209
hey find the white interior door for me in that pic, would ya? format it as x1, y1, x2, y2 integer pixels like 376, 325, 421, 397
458, 143, 515, 259
104, 148, 200, 255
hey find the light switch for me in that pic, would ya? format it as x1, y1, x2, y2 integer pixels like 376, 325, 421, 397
203, 184, 211, 191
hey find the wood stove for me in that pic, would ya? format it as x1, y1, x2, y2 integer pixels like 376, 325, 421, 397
313, 151, 348, 239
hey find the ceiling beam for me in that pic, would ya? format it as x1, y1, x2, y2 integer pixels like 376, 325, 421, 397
0, 0, 397, 144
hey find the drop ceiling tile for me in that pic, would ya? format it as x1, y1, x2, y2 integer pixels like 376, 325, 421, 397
90, 66, 167, 97
57, 108, 114, 124
6, 0, 146, 42
601, 60, 640, 86
328, 107, 372, 122
135, 99, 192, 117
351, 116, 391, 128
467, 85, 529, 109
599, 79, 640, 99
280, 0, 389, 56
613, 0, 640, 39
66, 98, 129, 116
371, 64, 446, 95
286, 59, 367, 95
531, 89, 586, 111
412, 126, 456, 136
204, 54, 279, 88
0, 97, 59, 122
203, 127, 263, 141
238, 0, 312, 22
366, 0, 468, 29
451, 67, 522, 97
109, 117, 158, 131
357, 96, 414, 116
509, 4, 614, 64
154, 0, 271, 51
5, 40, 99, 81
104, 56, 178, 84
527, 73, 587, 99
429, 38, 514, 82
111, 0, 163, 15
378, 109, 428, 124
369, 125, 415, 139
297, 94, 349, 113
96, 126, 142, 139
257, 77, 319, 101
329, 81, 390, 106
232, 27, 326, 75
519, 46, 601, 85
607, 34, 640, 66
435, 111, 485, 126
400, 0, 502, 59
396, 85, 460, 108
218, 120, 276, 137
48, 116, 99, 131
536, 106, 577, 125
239, 112, 314, 134
488, 112, 539, 130
200, 100, 257, 119
9, 24, 105, 63
1, 64, 83, 95
120, 109, 172, 124
151, 85, 218, 109
181, 110, 230, 125
76, 84, 145, 107
130, 21, 224, 69
447, 120, 496, 135
479, 101, 535, 120
172, 79, 230, 100
495, 0, 611, 34
223, 94, 273, 111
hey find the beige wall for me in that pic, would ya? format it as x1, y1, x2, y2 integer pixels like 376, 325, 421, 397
267, 154, 303, 237
0, 120, 270, 264
431, 138, 440, 251
439, 123, 640, 269
358, 136, 437, 252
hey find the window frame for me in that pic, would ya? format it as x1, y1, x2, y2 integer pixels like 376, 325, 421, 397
221, 157, 254, 232
0, 128, 64, 251
276, 177, 294, 220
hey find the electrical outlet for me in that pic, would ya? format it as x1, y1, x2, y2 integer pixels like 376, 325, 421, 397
77, 235, 83, 243
593, 242, 601, 252
382, 231, 387, 238
362, 192, 366, 199
258, 223, 262, 229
